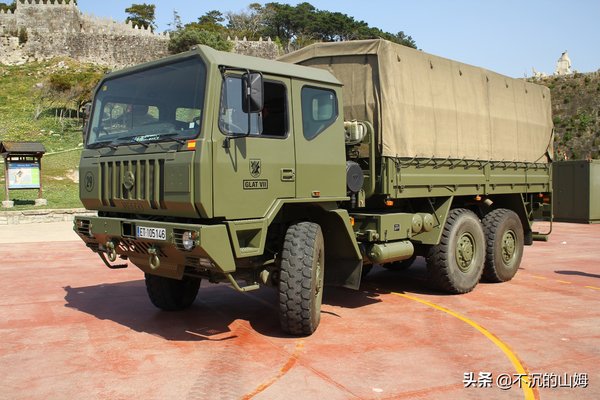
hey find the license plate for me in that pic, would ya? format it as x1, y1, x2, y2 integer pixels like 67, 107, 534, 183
136, 226, 167, 241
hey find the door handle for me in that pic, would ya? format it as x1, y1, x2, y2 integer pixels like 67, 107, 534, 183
281, 168, 295, 182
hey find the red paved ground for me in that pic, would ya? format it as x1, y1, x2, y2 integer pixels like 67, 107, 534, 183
0, 222, 598, 399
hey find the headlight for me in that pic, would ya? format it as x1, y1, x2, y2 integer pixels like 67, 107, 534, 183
182, 231, 196, 251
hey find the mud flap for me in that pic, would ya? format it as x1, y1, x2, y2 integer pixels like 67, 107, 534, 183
320, 209, 363, 290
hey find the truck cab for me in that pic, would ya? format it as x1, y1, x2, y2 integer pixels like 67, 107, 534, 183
75, 46, 362, 335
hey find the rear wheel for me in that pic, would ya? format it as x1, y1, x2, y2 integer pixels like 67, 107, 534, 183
426, 209, 485, 294
145, 273, 200, 311
279, 222, 324, 336
481, 209, 524, 282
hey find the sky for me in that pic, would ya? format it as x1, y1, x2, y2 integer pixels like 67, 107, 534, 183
77, 0, 600, 78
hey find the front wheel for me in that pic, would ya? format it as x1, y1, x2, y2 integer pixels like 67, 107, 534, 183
279, 222, 325, 336
145, 273, 200, 311
426, 209, 485, 294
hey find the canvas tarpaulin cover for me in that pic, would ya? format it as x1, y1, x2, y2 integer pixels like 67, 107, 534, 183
279, 39, 553, 163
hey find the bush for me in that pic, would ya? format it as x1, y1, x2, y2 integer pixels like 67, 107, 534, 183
49, 74, 73, 92
18, 28, 28, 45
168, 28, 233, 54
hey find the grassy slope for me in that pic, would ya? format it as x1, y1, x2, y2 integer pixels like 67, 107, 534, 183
0, 59, 104, 209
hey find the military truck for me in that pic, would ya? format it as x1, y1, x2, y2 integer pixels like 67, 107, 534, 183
74, 39, 553, 335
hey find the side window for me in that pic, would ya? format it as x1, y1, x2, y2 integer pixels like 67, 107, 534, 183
301, 87, 338, 140
219, 76, 288, 137
261, 81, 287, 136
219, 76, 260, 135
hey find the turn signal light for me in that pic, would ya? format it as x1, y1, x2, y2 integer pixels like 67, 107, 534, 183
187, 140, 197, 150
385, 200, 394, 206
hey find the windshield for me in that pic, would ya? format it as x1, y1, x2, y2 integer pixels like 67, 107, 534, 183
87, 57, 206, 147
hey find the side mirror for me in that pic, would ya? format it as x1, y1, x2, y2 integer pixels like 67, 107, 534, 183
82, 102, 92, 118
81, 102, 92, 140
242, 72, 263, 113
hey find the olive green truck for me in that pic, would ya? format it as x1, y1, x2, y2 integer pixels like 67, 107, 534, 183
74, 39, 553, 335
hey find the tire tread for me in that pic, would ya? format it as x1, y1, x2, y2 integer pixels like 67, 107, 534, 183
481, 208, 523, 282
279, 222, 323, 336
426, 208, 484, 294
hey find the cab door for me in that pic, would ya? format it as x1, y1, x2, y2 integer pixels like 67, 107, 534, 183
291, 81, 346, 199
213, 75, 295, 219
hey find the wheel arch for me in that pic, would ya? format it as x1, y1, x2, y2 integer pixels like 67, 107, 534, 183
275, 202, 363, 290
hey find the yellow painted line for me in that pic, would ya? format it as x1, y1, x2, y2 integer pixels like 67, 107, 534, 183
555, 280, 572, 284
531, 275, 547, 280
585, 286, 600, 291
392, 292, 536, 400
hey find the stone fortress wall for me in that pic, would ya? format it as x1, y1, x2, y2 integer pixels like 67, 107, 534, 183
0, 0, 170, 67
0, 0, 280, 67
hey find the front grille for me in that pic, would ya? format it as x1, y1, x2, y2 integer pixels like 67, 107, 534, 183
100, 158, 165, 209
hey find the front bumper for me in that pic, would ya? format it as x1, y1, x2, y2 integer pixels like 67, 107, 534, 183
74, 216, 235, 279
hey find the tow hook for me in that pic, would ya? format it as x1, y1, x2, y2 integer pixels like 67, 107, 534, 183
148, 247, 161, 270
98, 240, 128, 270
105, 241, 118, 262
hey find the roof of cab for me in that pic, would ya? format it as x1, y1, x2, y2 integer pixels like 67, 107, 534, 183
105, 45, 341, 86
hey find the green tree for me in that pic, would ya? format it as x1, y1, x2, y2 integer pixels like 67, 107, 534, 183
258, 2, 417, 50
199, 10, 225, 26
168, 2, 417, 54
0, 1, 16, 13
168, 28, 232, 54
261, 3, 295, 44
168, 9, 233, 53
178, 10, 228, 34
125, 3, 157, 31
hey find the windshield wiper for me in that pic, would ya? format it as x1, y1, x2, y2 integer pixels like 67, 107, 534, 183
129, 133, 186, 145
154, 132, 186, 145
115, 137, 149, 148
87, 140, 118, 150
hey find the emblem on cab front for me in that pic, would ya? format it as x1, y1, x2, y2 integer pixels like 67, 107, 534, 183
123, 171, 135, 191
84, 172, 94, 192
250, 159, 261, 178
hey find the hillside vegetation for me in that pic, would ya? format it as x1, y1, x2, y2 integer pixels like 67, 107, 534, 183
0, 58, 105, 209
534, 72, 600, 160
